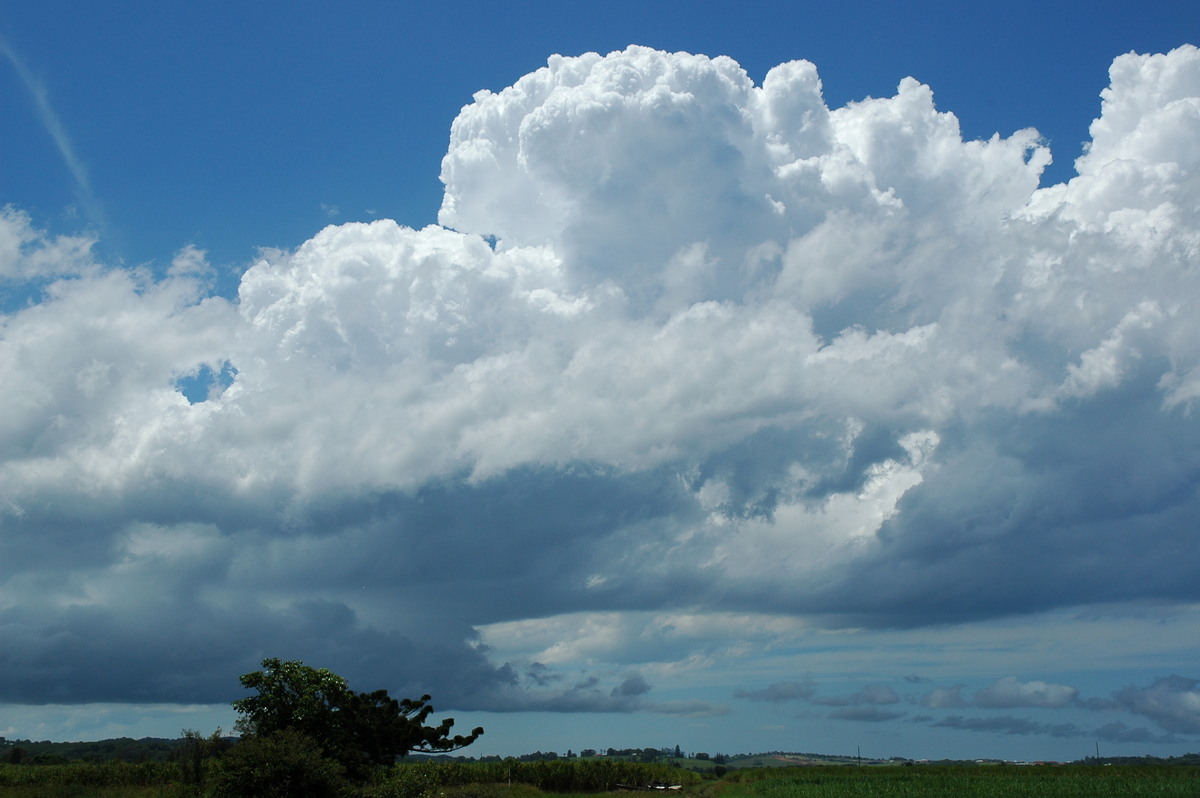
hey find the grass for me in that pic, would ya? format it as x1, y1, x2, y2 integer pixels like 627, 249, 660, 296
1, 761, 1198, 798
0, 789, 186, 798
710, 765, 1200, 797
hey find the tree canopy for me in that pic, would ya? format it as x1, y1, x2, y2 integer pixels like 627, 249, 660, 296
232, 658, 483, 777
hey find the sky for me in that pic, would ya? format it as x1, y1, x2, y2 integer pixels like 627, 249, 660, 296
1, 0, 1200, 764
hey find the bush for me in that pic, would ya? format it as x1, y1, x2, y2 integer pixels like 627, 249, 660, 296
213, 728, 350, 798
175, 728, 229, 793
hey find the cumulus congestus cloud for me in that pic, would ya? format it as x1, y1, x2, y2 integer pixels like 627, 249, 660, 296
1, 45, 1199, 710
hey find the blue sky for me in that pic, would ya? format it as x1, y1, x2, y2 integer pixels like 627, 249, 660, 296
4, 1, 1192, 277
2, 0, 1200, 763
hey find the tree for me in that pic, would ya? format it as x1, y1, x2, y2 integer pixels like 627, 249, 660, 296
233, 659, 349, 742
232, 658, 483, 779
176, 728, 229, 792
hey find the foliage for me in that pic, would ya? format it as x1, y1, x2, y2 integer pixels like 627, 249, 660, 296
233, 659, 351, 740
1, 757, 1198, 798
0, 735, 197, 763
174, 727, 230, 793
232, 658, 483, 780
212, 727, 350, 798
366, 759, 700, 797
0, 759, 179, 788
716, 764, 1200, 797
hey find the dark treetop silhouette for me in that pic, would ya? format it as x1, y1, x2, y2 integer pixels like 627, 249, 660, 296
232, 658, 483, 776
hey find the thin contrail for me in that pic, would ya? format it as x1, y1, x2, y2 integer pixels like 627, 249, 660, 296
0, 33, 106, 231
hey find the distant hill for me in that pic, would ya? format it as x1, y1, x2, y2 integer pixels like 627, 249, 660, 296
1, 736, 186, 764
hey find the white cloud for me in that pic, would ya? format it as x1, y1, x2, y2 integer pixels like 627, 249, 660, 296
1, 44, 1199, 722
0, 205, 96, 280
974, 677, 1078, 709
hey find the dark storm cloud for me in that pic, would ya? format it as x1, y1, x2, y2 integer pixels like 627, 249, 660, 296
0, 464, 700, 706
0, 592, 516, 707
804, 395, 1200, 627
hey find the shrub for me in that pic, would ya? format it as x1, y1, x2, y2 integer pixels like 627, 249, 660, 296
213, 728, 350, 798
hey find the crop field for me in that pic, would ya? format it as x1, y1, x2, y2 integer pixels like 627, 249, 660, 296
707, 764, 1200, 797
2, 760, 1199, 798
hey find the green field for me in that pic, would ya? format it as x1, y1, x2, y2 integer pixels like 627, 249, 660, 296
3, 759, 1200, 798
710, 764, 1200, 797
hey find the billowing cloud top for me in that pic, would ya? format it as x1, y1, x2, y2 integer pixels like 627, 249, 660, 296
2, 45, 1200, 726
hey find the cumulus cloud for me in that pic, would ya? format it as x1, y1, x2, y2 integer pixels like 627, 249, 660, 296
1, 43, 1200, 718
1114, 675, 1200, 735
919, 685, 968, 709
973, 677, 1079, 709
0, 205, 96, 281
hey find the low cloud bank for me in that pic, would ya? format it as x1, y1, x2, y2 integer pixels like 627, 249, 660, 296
732, 674, 1198, 739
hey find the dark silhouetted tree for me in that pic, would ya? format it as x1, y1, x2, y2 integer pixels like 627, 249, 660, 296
232, 658, 483, 780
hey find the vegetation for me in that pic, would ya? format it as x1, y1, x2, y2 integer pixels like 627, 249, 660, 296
367, 758, 699, 797
712, 764, 1200, 797
1, 736, 184, 763
213, 727, 350, 798
0, 759, 181, 796
2, 749, 1200, 798
232, 658, 483, 781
